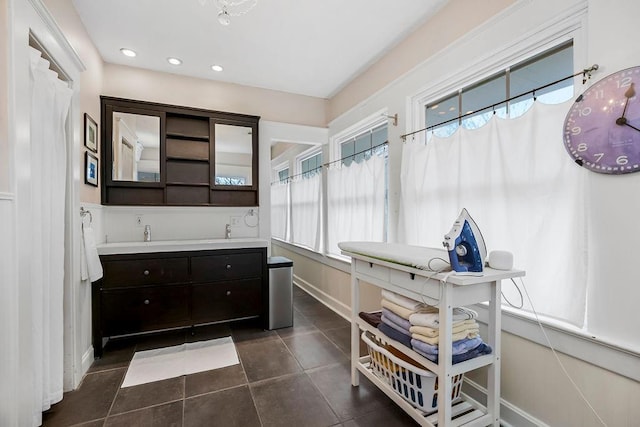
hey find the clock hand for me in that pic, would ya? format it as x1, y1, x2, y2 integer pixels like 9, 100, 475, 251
616, 83, 636, 125
624, 121, 640, 133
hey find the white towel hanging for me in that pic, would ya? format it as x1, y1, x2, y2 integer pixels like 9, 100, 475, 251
81, 222, 103, 282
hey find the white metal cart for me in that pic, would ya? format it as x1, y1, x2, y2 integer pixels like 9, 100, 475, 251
343, 248, 524, 426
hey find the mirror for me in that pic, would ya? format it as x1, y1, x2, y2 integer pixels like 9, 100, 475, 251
112, 112, 160, 182
215, 123, 253, 186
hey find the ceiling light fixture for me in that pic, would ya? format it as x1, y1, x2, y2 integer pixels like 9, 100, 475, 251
198, 0, 257, 26
211, 65, 224, 72
167, 57, 182, 65
120, 48, 137, 57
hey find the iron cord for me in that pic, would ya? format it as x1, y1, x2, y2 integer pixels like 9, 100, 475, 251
518, 277, 608, 427
401, 64, 599, 141
501, 278, 524, 309
416, 256, 453, 306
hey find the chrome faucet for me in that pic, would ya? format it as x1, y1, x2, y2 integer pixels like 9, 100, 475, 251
225, 224, 231, 239
144, 225, 151, 242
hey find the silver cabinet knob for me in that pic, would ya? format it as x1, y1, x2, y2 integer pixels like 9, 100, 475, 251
226, 264, 232, 270
226, 290, 231, 296
144, 299, 150, 305
143, 270, 150, 276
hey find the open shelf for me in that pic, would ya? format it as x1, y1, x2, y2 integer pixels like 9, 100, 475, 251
166, 138, 209, 161
358, 320, 496, 377
345, 249, 526, 427
357, 356, 490, 426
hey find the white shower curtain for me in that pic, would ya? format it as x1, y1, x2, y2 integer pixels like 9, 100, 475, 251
290, 173, 322, 251
270, 181, 289, 241
327, 155, 386, 257
29, 47, 72, 420
399, 101, 587, 326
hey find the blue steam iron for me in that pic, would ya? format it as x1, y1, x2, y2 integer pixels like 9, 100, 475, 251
443, 208, 487, 275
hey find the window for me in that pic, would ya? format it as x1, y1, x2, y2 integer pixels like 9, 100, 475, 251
292, 149, 323, 251
214, 176, 246, 185
278, 167, 289, 183
426, 42, 573, 136
340, 124, 388, 166
409, 40, 587, 329
327, 118, 389, 258
300, 151, 322, 178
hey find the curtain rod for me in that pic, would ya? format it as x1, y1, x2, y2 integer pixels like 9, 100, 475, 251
271, 140, 389, 185
400, 64, 600, 141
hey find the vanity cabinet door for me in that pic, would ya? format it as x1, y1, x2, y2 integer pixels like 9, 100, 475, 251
191, 252, 263, 282
101, 285, 190, 335
191, 279, 262, 323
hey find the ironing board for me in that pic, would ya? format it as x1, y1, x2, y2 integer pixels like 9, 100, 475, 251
341, 242, 525, 427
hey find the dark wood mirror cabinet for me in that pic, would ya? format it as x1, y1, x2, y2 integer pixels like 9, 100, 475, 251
100, 96, 260, 206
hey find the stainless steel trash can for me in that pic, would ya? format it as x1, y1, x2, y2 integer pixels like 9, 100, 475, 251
267, 256, 293, 330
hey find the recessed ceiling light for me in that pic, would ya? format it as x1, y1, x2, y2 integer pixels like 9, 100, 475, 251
211, 65, 224, 72
167, 57, 182, 65
120, 48, 136, 57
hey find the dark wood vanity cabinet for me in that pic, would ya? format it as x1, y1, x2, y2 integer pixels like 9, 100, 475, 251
92, 248, 267, 357
100, 96, 260, 207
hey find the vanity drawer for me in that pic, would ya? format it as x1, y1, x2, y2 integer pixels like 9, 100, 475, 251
101, 285, 190, 336
101, 257, 189, 288
191, 279, 262, 323
191, 252, 263, 282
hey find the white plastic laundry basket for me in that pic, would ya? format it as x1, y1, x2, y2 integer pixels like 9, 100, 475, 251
361, 331, 464, 413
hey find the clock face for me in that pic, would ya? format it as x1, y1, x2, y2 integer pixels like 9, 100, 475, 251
563, 66, 640, 174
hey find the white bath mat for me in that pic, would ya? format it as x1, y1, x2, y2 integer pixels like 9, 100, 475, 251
121, 336, 239, 388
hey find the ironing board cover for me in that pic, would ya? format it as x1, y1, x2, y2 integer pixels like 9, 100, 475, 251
338, 241, 450, 271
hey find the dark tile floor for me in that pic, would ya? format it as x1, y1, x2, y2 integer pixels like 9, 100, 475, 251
42, 286, 416, 427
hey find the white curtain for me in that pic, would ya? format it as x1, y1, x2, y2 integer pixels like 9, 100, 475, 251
270, 181, 289, 241
399, 101, 587, 326
290, 173, 322, 251
327, 154, 386, 257
29, 47, 72, 421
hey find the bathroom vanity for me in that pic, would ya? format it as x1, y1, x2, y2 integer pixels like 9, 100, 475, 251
92, 239, 268, 357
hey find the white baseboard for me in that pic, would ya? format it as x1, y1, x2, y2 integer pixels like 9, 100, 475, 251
462, 377, 549, 427
293, 274, 351, 321
80, 346, 94, 383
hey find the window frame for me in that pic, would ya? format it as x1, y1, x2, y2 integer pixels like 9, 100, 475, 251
411, 19, 587, 140
295, 146, 323, 179
273, 161, 290, 184
331, 111, 388, 163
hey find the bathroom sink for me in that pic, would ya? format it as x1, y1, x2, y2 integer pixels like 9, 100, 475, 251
96, 238, 269, 255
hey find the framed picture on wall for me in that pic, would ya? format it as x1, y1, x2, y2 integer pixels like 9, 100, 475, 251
84, 113, 98, 152
85, 152, 98, 187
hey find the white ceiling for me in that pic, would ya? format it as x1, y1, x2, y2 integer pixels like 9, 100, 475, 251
71, 0, 448, 99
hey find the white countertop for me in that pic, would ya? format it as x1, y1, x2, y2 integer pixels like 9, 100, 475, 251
96, 238, 269, 255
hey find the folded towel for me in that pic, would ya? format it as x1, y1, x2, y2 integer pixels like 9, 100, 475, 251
381, 308, 411, 331
381, 315, 411, 336
377, 322, 412, 348
410, 338, 439, 355
412, 328, 480, 345
413, 343, 492, 364
381, 299, 415, 320
409, 307, 478, 329
452, 336, 484, 354
381, 290, 427, 311
410, 336, 483, 356
409, 320, 477, 338
81, 224, 103, 282
359, 311, 382, 328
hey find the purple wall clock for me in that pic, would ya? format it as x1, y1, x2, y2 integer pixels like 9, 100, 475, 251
564, 66, 640, 174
